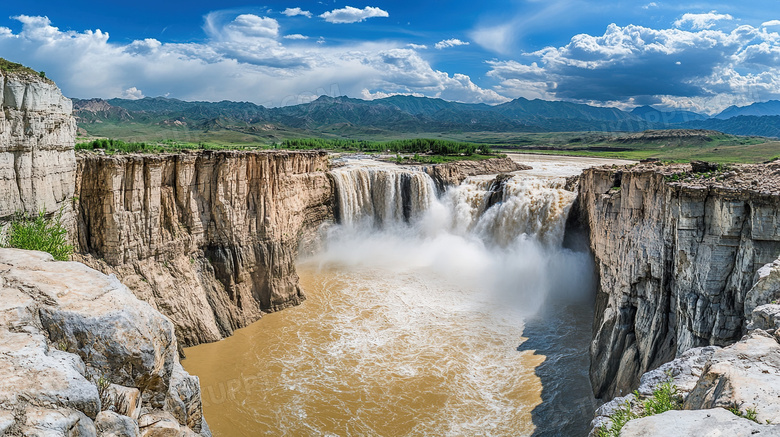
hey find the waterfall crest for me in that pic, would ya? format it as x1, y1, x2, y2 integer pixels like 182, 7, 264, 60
329, 163, 576, 248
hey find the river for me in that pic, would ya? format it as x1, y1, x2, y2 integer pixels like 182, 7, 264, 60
183, 154, 633, 436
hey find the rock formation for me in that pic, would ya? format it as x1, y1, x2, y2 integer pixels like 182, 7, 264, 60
0, 248, 209, 436
590, 293, 780, 435
422, 156, 529, 191
0, 68, 75, 222
579, 162, 780, 399
73, 150, 333, 346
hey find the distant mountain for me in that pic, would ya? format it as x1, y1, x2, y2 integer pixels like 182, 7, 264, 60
715, 100, 780, 119
681, 116, 780, 138
71, 94, 779, 138
631, 105, 706, 125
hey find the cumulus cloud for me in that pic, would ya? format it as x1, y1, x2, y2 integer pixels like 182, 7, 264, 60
282, 7, 312, 18
674, 11, 733, 30
361, 89, 425, 100
0, 14, 504, 107
407, 43, 427, 50
762, 20, 780, 27
486, 22, 780, 113
435, 38, 470, 49
320, 6, 389, 24
642, 2, 658, 9
121, 87, 144, 99
283, 34, 309, 40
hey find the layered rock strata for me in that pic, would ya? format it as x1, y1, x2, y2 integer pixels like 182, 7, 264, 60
73, 150, 333, 346
0, 69, 75, 222
580, 161, 780, 399
0, 248, 208, 436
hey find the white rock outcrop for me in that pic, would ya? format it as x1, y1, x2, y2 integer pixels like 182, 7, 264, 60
0, 69, 75, 220
0, 248, 209, 436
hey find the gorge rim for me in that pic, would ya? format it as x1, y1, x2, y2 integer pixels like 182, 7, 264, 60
182, 155, 627, 436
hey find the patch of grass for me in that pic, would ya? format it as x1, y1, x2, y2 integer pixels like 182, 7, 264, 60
4, 209, 73, 261
598, 375, 683, 437
728, 402, 759, 423
642, 379, 682, 415
597, 400, 639, 437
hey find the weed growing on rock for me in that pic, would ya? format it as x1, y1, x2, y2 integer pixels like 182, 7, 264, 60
5, 208, 73, 261
597, 401, 638, 437
727, 402, 759, 423
597, 375, 683, 437
92, 374, 111, 408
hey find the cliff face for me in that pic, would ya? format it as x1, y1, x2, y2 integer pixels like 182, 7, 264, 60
580, 163, 780, 399
74, 151, 333, 346
0, 70, 75, 221
0, 248, 209, 436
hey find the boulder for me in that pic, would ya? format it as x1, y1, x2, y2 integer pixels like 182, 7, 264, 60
684, 331, 780, 424
95, 411, 139, 437
620, 408, 780, 436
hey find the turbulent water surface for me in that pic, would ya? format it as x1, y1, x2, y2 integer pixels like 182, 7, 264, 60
183, 155, 631, 436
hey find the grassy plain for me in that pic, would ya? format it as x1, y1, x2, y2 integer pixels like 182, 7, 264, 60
77, 120, 780, 164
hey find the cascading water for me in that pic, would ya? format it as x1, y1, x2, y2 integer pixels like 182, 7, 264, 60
184, 157, 603, 437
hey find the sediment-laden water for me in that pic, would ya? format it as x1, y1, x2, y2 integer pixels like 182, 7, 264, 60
184, 155, 624, 436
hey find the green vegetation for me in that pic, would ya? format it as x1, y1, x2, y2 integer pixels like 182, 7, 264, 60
728, 403, 760, 423
0, 57, 37, 74
76, 137, 502, 163
597, 376, 683, 437
280, 138, 492, 155
76, 138, 264, 154
4, 209, 73, 261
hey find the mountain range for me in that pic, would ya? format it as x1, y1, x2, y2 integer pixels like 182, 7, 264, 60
72, 95, 780, 139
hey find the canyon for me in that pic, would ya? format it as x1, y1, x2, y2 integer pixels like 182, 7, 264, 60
2, 70, 780, 436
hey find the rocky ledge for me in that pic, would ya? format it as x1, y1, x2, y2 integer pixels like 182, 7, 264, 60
0, 248, 209, 436
422, 156, 530, 189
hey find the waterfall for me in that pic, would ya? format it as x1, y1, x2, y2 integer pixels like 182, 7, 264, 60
331, 166, 438, 227
329, 163, 576, 248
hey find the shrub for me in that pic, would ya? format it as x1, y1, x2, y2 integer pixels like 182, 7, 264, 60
5, 209, 73, 261
597, 375, 683, 437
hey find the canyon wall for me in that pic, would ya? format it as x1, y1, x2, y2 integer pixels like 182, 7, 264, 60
579, 163, 780, 399
74, 151, 333, 346
0, 69, 75, 222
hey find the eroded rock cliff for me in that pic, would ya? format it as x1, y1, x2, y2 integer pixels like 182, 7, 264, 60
580, 162, 780, 399
0, 248, 209, 436
0, 69, 75, 222
74, 150, 333, 346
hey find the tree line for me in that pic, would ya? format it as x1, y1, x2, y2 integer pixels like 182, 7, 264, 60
279, 138, 493, 155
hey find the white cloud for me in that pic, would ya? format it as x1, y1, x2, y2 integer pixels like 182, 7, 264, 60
222, 14, 279, 39
282, 7, 312, 18
361, 89, 424, 100
674, 11, 733, 30
485, 22, 780, 113
0, 14, 504, 107
762, 20, 780, 27
407, 43, 427, 50
319, 6, 389, 24
121, 87, 144, 100
471, 23, 514, 54
284, 34, 309, 40
642, 2, 658, 9
435, 38, 470, 50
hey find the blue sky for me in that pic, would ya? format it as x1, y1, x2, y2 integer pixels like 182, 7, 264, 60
2, 1, 780, 113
